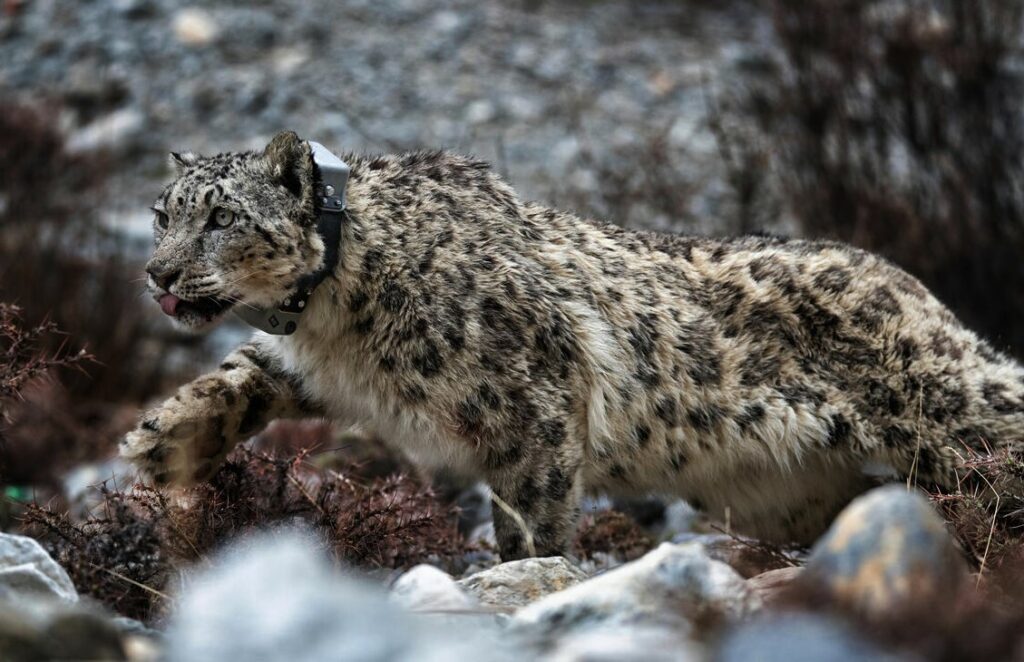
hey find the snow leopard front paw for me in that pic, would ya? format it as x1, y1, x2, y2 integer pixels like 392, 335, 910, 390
120, 377, 239, 486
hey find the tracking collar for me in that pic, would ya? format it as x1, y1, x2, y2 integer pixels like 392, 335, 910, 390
234, 141, 349, 335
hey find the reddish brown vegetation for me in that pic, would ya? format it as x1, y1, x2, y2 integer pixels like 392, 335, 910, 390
574, 510, 654, 562
929, 447, 1024, 575
760, 0, 1024, 357
0, 100, 191, 404
1, 304, 94, 487
0, 101, 201, 490
22, 446, 466, 623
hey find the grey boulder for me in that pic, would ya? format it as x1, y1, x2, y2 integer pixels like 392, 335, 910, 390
458, 556, 587, 609
716, 614, 908, 662
511, 542, 760, 642
165, 530, 510, 662
799, 484, 967, 616
0, 533, 78, 604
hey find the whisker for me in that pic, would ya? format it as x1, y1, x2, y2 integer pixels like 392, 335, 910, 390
222, 295, 258, 312
221, 270, 261, 290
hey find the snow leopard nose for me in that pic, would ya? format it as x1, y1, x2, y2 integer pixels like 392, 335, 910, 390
147, 264, 181, 291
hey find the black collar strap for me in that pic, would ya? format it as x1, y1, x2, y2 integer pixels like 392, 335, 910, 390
234, 141, 350, 335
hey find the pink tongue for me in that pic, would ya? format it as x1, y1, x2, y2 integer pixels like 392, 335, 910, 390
159, 294, 181, 316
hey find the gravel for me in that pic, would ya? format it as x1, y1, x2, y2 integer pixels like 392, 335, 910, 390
0, 0, 773, 234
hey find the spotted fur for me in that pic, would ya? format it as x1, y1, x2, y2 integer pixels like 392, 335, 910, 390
122, 131, 1024, 558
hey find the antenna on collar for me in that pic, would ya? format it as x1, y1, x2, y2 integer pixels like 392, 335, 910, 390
234, 141, 349, 335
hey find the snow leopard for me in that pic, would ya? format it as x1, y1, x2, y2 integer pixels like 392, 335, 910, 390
121, 131, 1024, 559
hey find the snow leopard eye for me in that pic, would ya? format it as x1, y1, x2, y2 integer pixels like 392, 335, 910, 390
210, 208, 235, 229
155, 211, 169, 230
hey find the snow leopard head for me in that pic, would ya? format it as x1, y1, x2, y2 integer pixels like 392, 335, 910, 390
145, 131, 325, 331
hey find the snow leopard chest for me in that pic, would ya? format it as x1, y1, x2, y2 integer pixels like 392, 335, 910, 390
262, 330, 480, 473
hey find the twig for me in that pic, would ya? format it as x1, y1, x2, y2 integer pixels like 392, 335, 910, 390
88, 562, 170, 602
490, 491, 536, 558
709, 523, 801, 568
907, 385, 925, 489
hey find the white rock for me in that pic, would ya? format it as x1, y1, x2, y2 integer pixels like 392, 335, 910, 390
166, 531, 508, 662
458, 557, 586, 609
0, 533, 77, 604
747, 567, 802, 604
547, 625, 702, 662
662, 500, 699, 536
390, 565, 476, 612
65, 108, 144, 155
466, 100, 497, 125
511, 543, 759, 640
63, 457, 136, 514
468, 521, 497, 547
173, 8, 219, 47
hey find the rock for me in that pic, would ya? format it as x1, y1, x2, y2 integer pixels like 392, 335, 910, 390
390, 565, 476, 612
799, 485, 967, 616
455, 483, 493, 536
65, 108, 144, 155
172, 8, 218, 47
672, 532, 801, 579
662, 500, 699, 535
123, 634, 162, 662
747, 567, 802, 605
511, 543, 760, 642
110, 615, 163, 640
468, 521, 497, 547
110, 0, 156, 20
548, 625, 702, 662
63, 456, 137, 515
42, 609, 128, 661
165, 531, 508, 662
458, 557, 586, 609
0, 533, 77, 604
716, 614, 905, 662
0, 601, 128, 662
465, 100, 497, 125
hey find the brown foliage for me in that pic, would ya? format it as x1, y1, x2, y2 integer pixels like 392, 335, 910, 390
21, 447, 466, 623
930, 446, 1024, 575
574, 510, 655, 562
759, 0, 1024, 356
0, 304, 90, 411
0, 304, 94, 485
0, 100, 189, 402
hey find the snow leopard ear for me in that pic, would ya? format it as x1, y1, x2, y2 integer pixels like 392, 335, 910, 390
168, 151, 199, 175
263, 130, 314, 200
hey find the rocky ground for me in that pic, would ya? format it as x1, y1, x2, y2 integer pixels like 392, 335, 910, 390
0, 0, 774, 240
2, 485, 1006, 661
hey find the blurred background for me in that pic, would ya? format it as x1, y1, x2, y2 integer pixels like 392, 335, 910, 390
2, 0, 1024, 628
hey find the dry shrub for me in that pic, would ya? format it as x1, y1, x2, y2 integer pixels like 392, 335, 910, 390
930, 446, 1024, 574
0, 304, 90, 411
21, 447, 466, 623
0, 304, 93, 486
758, 0, 1024, 356
0, 100, 194, 488
254, 419, 416, 480
0, 100, 186, 402
574, 510, 654, 562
